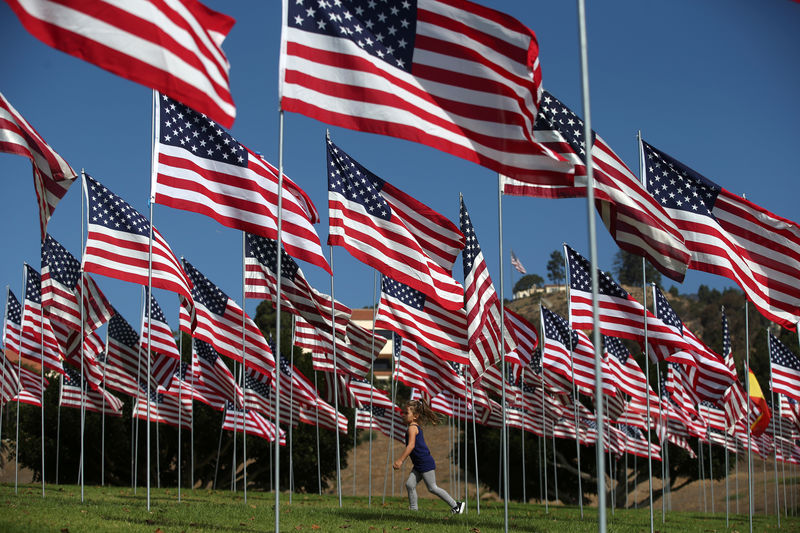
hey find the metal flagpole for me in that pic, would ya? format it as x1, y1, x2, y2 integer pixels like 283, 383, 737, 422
496, 175, 510, 532
352, 409, 357, 497
232, 362, 238, 492
637, 133, 655, 533
552, 426, 558, 503
655, 363, 666, 522
55, 397, 61, 485
101, 332, 109, 486
745, 302, 753, 533
520, 377, 526, 504
156, 418, 161, 488
313, 369, 322, 495
242, 231, 249, 502
190, 337, 195, 490
38, 265, 46, 498
289, 312, 296, 501
14, 266, 23, 494
699, 439, 706, 512
449, 411, 454, 492
274, 110, 288, 528
763, 453, 768, 515
736, 439, 740, 515
576, 1, 606, 528
768, 341, 780, 525
562, 251, 585, 518
624, 448, 628, 509
78, 168, 86, 501
456, 396, 461, 497
145, 89, 159, 511
0, 287, 6, 481
368, 271, 377, 506
725, 424, 729, 527
464, 390, 469, 513
214, 411, 224, 489
177, 331, 182, 502
389, 342, 398, 497
709, 439, 715, 514
470, 378, 481, 514
328, 245, 342, 507
541, 378, 549, 513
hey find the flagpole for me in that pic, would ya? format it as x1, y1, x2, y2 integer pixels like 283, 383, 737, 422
313, 369, 322, 495
241, 231, 248, 503
709, 439, 715, 514
328, 246, 342, 508
55, 388, 61, 485
145, 89, 159, 512
768, 338, 780, 525
470, 378, 481, 514
177, 331, 182, 502
496, 174, 510, 532
289, 311, 297, 502
541, 376, 549, 513
656, 363, 667, 522
15, 266, 24, 495
576, 0, 606, 528
101, 332, 109, 487
520, 375, 526, 504
38, 267, 46, 498
190, 337, 195, 491
745, 302, 753, 533
552, 423, 558, 503
637, 132, 655, 533
368, 271, 377, 506
274, 109, 288, 529
76, 167, 86, 501
724, 422, 729, 527
0, 286, 6, 473
562, 251, 584, 518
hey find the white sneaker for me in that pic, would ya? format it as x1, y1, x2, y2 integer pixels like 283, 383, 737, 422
451, 501, 465, 514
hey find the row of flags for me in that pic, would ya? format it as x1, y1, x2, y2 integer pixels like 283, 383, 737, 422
2, 0, 800, 475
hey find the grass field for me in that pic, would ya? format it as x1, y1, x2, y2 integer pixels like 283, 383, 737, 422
1, 483, 795, 532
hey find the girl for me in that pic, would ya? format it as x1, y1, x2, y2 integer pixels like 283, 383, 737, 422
392, 399, 465, 514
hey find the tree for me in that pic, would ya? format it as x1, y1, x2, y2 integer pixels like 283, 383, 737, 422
612, 250, 662, 288
546, 250, 565, 286
513, 273, 544, 294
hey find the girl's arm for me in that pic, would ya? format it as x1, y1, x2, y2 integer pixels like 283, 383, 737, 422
392, 425, 417, 470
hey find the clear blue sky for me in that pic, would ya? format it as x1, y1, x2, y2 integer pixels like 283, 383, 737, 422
0, 0, 799, 335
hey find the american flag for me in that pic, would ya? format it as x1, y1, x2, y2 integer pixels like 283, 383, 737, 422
393, 335, 466, 400
721, 308, 736, 373
540, 305, 614, 396
82, 174, 193, 301
322, 371, 358, 408
303, 325, 376, 379
0, 353, 20, 405
162, 362, 204, 404
104, 312, 155, 397
619, 424, 661, 461
327, 136, 464, 309
664, 364, 700, 420
603, 336, 658, 406
244, 368, 302, 427
706, 427, 738, 454
565, 245, 690, 361
510, 250, 526, 274
182, 259, 274, 376
245, 232, 350, 336
59, 366, 123, 416
3, 290, 22, 355
643, 140, 800, 331
375, 275, 469, 365
346, 376, 395, 410
7, 0, 236, 128
140, 288, 180, 361
652, 285, 735, 402
192, 339, 243, 411
460, 196, 515, 378
154, 94, 329, 273
355, 405, 407, 443
503, 307, 538, 367
275, 353, 321, 408
51, 325, 106, 392
12, 364, 48, 407
282, 0, 555, 183
0, 91, 76, 236
20, 264, 63, 373
501, 91, 690, 282
516, 345, 573, 395
133, 383, 192, 430
780, 394, 800, 430
41, 233, 113, 333
722, 380, 749, 430
769, 331, 800, 402
698, 400, 727, 432
223, 401, 285, 444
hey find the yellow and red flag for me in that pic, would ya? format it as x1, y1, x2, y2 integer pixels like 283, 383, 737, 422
748, 368, 771, 437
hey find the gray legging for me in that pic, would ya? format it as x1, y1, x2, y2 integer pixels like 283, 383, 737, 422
405, 468, 457, 510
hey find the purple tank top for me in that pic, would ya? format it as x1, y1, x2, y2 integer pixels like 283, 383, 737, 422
406, 424, 436, 473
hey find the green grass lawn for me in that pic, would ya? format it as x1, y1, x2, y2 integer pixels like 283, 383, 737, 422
0, 483, 794, 532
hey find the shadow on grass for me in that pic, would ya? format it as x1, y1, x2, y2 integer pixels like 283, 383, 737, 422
334, 507, 551, 532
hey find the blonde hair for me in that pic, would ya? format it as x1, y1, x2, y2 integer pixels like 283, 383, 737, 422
404, 399, 440, 426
